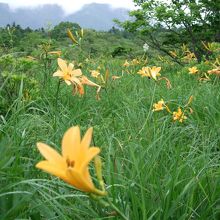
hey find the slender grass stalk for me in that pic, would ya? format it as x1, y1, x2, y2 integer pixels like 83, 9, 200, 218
90, 195, 128, 220
54, 79, 61, 129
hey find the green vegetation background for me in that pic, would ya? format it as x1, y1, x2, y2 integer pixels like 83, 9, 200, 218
0, 21, 220, 219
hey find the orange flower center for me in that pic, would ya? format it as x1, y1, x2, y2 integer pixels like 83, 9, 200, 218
63, 74, 71, 81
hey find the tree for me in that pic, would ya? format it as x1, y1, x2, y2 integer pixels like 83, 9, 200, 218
50, 22, 81, 40
119, 0, 220, 62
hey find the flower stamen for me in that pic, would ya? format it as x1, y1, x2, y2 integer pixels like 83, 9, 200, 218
66, 158, 75, 168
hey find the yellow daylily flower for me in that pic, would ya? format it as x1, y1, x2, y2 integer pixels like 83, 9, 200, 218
188, 66, 198, 75
184, 52, 196, 61
138, 66, 161, 80
90, 70, 100, 78
123, 60, 130, 67
36, 126, 106, 196
149, 66, 161, 80
138, 67, 151, 77
53, 58, 82, 86
173, 107, 187, 123
152, 99, 165, 112
131, 59, 140, 65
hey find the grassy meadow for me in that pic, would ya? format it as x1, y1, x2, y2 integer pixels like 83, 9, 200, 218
0, 25, 220, 219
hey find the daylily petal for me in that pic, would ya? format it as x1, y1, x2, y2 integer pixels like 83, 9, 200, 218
154, 67, 161, 73
72, 69, 82, 77
81, 76, 99, 87
37, 142, 66, 169
58, 58, 68, 73
81, 147, 100, 171
36, 126, 104, 195
62, 126, 81, 161
81, 127, 93, 151
77, 84, 85, 95
53, 70, 64, 77
151, 73, 157, 80
66, 168, 95, 192
71, 77, 81, 85
65, 80, 71, 85
68, 63, 74, 72
36, 160, 69, 183
83, 167, 94, 187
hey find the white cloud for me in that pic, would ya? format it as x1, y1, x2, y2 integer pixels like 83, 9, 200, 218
1, 0, 135, 14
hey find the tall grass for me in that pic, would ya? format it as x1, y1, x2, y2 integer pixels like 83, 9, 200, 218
1, 58, 220, 219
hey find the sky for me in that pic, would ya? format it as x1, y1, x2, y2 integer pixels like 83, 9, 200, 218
0, 0, 136, 14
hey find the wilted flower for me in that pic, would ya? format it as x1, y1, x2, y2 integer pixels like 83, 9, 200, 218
36, 126, 106, 196
80, 76, 101, 100
80, 76, 100, 87
158, 77, 172, 89
207, 68, 220, 75
112, 75, 121, 80
74, 84, 84, 95
198, 76, 211, 82
188, 66, 198, 75
173, 107, 187, 123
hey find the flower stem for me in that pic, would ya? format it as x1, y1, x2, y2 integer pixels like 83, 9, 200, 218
165, 104, 172, 114
54, 80, 61, 129
55, 80, 61, 109
90, 194, 128, 220
105, 197, 128, 220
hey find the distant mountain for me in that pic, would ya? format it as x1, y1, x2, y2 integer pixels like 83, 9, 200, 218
65, 3, 129, 30
0, 3, 12, 25
0, 3, 129, 30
